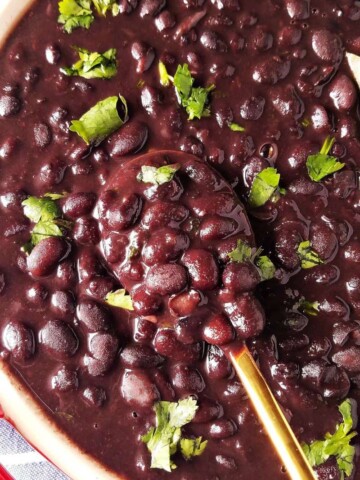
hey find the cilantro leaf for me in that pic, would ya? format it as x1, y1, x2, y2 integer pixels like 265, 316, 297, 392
105, 289, 134, 311
227, 240, 276, 281
69, 95, 128, 146
159, 62, 215, 120
297, 241, 323, 269
249, 167, 281, 208
256, 255, 276, 281
229, 122, 245, 132
31, 221, 63, 245
22, 194, 68, 250
92, 0, 120, 16
228, 239, 255, 263
61, 47, 117, 79
173, 64, 194, 102
180, 437, 208, 460
185, 85, 216, 120
298, 299, 320, 316
306, 136, 345, 182
302, 399, 357, 479
137, 164, 180, 186
142, 398, 206, 472
58, 0, 94, 34
22, 196, 61, 223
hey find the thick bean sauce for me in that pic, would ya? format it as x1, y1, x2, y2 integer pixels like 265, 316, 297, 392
0, 1, 360, 479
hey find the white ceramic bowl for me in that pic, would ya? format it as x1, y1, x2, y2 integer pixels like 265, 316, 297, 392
0, 2, 122, 479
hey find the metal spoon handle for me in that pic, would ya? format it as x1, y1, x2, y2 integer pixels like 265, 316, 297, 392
227, 346, 316, 480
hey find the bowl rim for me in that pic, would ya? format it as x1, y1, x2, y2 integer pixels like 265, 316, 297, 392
0, 2, 125, 478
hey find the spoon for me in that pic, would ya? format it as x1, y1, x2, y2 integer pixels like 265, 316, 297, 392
225, 343, 316, 480
100, 149, 317, 480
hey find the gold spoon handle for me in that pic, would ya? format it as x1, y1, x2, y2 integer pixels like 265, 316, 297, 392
227, 346, 316, 480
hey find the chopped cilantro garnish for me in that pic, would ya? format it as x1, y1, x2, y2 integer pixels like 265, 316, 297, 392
180, 437, 208, 460
297, 241, 323, 269
298, 299, 320, 316
22, 194, 70, 252
105, 289, 134, 311
302, 399, 357, 480
248, 167, 281, 208
228, 239, 255, 263
158, 62, 215, 120
142, 398, 207, 472
58, 0, 94, 34
92, 0, 120, 16
227, 239, 276, 281
306, 136, 345, 182
229, 122, 245, 132
256, 255, 276, 281
61, 47, 117, 79
137, 164, 181, 186
69, 95, 128, 146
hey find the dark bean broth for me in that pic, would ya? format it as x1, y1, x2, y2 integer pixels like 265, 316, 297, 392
0, 0, 360, 479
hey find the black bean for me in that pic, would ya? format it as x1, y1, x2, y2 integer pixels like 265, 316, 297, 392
3, 321, 35, 362
203, 314, 235, 345
121, 370, 160, 408
27, 237, 70, 277
121, 343, 164, 368
206, 345, 232, 380
73, 217, 100, 245
224, 294, 265, 339
89, 332, 119, 363
209, 419, 237, 439
145, 264, 188, 295
182, 249, 219, 291
311, 30, 343, 63
33, 123, 52, 148
107, 122, 148, 158
51, 290, 75, 318
83, 386, 107, 407
63, 192, 96, 219
39, 319, 78, 358
0, 95, 21, 117
171, 364, 205, 394
77, 298, 112, 332
51, 366, 78, 392
154, 328, 202, 363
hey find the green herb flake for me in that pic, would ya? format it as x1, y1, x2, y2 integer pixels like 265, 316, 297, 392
306, 136, 345, 182
299, 299, 320, 316
302, 399, 357, 479
142, 398, 206, 472
22, 194, 68, 251
105, 289, 134, 311
61, 47, 117, 79
159, 61, 172, 87
180, 437, 208, 461
249, 167, 281, 208
228, 240, 276, 281
227, 239, 255, 263
297, 240, 324, 269
229, 122, 245, 132
92, 0, 120, 16
58, 0, 94, 34
256, 255, 276, 281
159, 62, 215, 120
173, 64, 194, 102
69, 95, 128, 146
137, 164, 181, 186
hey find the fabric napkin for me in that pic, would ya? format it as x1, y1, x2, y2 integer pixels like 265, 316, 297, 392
0, 420, 68, 479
